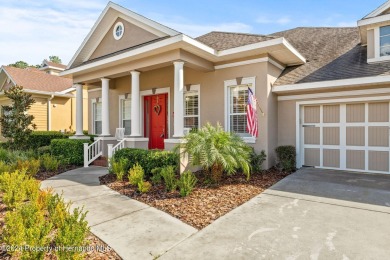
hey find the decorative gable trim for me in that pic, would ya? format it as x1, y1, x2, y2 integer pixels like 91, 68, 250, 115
363, 1, 390, 19
67, 2, 180, 69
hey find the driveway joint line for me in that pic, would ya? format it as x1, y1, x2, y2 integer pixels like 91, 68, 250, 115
90, 206, 151, 227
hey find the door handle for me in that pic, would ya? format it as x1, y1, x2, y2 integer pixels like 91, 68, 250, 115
160, 128, 165, 138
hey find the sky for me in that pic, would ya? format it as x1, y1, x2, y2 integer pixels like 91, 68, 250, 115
0, 0, 386, 66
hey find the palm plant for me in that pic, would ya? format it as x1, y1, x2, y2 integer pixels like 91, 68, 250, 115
177, 123, 252, 182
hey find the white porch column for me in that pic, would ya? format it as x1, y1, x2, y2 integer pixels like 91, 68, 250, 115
130, 71, 141, 136
75, 84, 84, 136
101, 78, 110, 136
173, 61, 185, 137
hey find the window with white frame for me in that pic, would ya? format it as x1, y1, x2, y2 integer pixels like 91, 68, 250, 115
120, 98, 131, 135
184, 86, 199, 130
93, 101, 102, 135
380, 25, 390, 56
225, 77, 255, 138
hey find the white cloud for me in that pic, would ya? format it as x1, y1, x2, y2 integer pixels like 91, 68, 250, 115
256, 16, 291, 25
0, 1, 103, 66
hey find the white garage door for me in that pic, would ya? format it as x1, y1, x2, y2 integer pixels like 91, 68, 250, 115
301, 101, 390, 173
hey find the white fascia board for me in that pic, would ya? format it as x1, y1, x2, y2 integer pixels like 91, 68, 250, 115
24, 89, 74, 98
182, 34, 217, 55
58, 87, 76, 94
363, 2, 390, 19
273, 75, 390, 94
358, 13, 390, 27
61, 35, 184, 76
281, 38, 307, 64
39, 65, 65, 71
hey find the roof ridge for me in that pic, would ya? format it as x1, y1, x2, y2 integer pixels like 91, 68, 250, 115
202, 31, 276, 38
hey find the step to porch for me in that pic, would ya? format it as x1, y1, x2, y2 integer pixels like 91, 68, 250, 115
92, 156, 108, 167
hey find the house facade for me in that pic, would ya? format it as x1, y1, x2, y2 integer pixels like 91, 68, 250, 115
64, 2, 390, 173
0, 65, 88, 134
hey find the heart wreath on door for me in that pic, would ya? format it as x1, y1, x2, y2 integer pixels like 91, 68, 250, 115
153, 104, 161, 115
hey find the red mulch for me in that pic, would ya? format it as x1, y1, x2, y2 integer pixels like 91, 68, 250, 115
100, 169, 289, 230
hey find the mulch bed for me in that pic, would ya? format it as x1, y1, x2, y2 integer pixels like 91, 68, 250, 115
100, 169, 289, 230
34, 165, 80, 181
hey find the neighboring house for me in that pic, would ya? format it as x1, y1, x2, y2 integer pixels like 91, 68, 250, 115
40, 60, 67, 75
63, 1, 390, 174
0, 65, 88, 135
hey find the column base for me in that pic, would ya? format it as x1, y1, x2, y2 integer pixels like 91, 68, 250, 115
124, 138, 149, 150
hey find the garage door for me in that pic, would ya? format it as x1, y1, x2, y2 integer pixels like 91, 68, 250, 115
302, 102, 390, 173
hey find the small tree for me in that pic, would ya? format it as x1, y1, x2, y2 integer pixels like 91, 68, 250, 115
49, 56, 62, 64
0, 86, 36, 149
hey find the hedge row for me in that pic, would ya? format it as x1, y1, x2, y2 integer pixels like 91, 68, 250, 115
50, 139, 90, 166
112, 148, 179, 178
27, 131, 68, 149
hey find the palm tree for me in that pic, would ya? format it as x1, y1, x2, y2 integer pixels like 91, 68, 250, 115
177, 123, 252, 182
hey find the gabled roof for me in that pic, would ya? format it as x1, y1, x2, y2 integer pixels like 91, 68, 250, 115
67, 1, 180, 69
363, 0, 390, 19
196, 32, 277, 51
272, 27, 390, 86
1, 66, 73, 93
41, 60, 66, 70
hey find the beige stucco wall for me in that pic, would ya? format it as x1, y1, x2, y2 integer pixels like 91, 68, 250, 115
87, 61, 283, 168
89, 17, 160, 61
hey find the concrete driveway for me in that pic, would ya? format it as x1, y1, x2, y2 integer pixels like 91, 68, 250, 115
162, 168, 390, 259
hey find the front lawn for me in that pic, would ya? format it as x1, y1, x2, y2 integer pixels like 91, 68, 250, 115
100, 169, 288, 229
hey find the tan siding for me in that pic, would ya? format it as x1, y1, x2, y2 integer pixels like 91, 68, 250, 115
323, 149, 340, 168
368, 102, 389, 122
367, 29, 375, 59
323, 105, 340, 123
304, 148, 320, 166
347, 103, 365, 122
347, 150, 365, 170
369, 151, 389, 172
323, 127, 340, 145
368, 126, 389, 147
346, 127, 365, 146
304, 106, 320, 123
30, 97, 47, 130
304, 127, 320, 145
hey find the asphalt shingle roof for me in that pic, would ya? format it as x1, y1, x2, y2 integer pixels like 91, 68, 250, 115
271, 27, 390, 85
2, 66, 73, 92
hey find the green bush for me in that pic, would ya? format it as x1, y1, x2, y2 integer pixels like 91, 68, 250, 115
27, 131, 67, 149
177, 171, 197, 197
16, 159, 41, 176
51, 139, 89, 166
110, 157, 128, 181
160, 166, 177, 192
137, 181, 152, 193
113, 148, 179, 179
0, 148, 35, 163
37, 145, 51, 155
150, 168, 162, 185
41, 153, 60, 172
251, 150, 267, 173
176, 123, 252, 182
128, 163, 144, 186
0, 160, 14, 173
0, 170, 40, 209
55, 207, 90, 260
275, 145, 296, 173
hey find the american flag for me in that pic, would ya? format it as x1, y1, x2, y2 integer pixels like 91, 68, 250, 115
246, 87, 258, 137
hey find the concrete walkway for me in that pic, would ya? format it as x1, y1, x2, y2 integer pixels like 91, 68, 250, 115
162, 168, 390, 260
41, 167, 197, 260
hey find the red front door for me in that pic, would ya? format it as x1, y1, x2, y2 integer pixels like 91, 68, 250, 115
144, 94, 167, 149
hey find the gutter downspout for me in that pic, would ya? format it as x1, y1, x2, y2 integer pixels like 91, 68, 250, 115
47, 95, 54, 131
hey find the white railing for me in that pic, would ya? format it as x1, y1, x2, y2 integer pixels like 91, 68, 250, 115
84, 138, 103, 167
108, 139, 125, 160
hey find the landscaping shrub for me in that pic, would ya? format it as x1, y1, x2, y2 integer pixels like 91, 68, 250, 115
250, 150, 267, 174
16, 159, 41, 176
41, 153, 60, 172
160, 166, 177, 192
55, 207, 90, 260
137, 181, 152, 193
47, 193, 69, 228
0, 148, 35, 163
37, 145, 51, 155
275, 145, 296, 173
0, 161, 14, 173
110, 157, 128, 181
128, 163, 144, 186
113, 148, 179, 178
150, 168, 162, 184
27, 131, 67, 149
51, 139, 89, 166
177, 171, 197, 197
0, 170, 40, 209
176, 123, 252, 182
